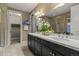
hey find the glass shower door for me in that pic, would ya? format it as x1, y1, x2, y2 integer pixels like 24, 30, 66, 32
0, 8, 5, 47
0, 4, 8, 47
0, 8, 1, 46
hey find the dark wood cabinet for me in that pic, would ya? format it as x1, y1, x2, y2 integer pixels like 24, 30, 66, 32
28, 34, 79, 56
28, 35, 35, 53
28, 35, 31, 49
28, 35, 42, 55
34, 38, 42, 56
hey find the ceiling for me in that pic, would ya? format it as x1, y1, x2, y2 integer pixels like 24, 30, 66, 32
7, 3, 79, 15
46, 3, 79, 17
7, 3, 38, 12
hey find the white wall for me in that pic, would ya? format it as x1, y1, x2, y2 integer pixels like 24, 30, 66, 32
8, 11, 22, 46
71, 4, 79, 35
9, 14, 22, 24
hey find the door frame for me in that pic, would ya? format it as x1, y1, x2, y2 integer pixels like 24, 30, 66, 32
7, 10, 22, 46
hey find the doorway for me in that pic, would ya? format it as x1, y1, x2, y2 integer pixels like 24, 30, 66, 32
11, 24, 21, 44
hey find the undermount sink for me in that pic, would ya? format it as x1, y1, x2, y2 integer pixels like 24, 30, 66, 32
48, 36, 70, 41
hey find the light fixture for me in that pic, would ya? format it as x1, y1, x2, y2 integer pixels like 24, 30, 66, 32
54, 3, 65, 9
34, 10, 45, 17
9, 10, 21, 16
37, 13, 45, 17
34, 11, 40, 16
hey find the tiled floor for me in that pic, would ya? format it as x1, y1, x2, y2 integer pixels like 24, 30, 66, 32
0, 41, 33, 56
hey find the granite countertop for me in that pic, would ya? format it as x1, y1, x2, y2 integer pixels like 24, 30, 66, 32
29, 33, 79, 51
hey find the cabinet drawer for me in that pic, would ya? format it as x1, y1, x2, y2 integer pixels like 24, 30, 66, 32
41, 39, 56, 49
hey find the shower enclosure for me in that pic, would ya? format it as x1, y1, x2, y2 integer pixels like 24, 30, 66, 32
0, 4, 8, 47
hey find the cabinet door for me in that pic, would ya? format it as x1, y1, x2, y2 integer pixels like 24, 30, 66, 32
41, 45, 55, 56
31, 36, 35, 52
28, 35, 35, 52
34, 38, 42, 56
28, 35, 31, 48
41, 38, 63, 56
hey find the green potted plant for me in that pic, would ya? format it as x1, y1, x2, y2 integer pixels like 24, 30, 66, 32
40, 21, 54, 35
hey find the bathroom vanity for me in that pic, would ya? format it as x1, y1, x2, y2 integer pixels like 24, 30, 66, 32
28, 33, 79, 56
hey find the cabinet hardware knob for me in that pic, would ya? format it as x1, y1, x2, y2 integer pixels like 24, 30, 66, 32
52, 53, 55, 56
50, 52, 52, 54
50, 52, 55, 56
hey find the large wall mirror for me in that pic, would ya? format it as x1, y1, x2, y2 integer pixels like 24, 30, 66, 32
43, 3, 78, 34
